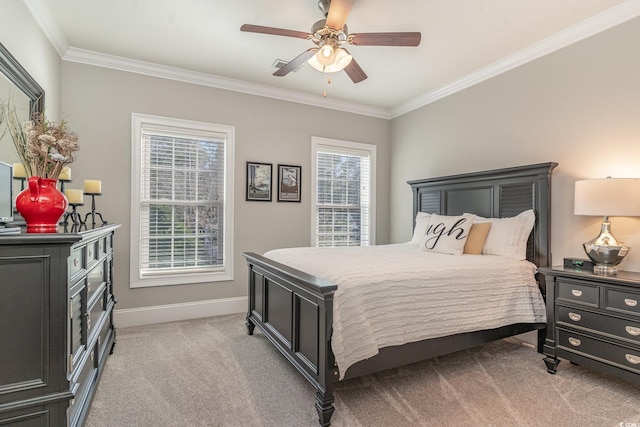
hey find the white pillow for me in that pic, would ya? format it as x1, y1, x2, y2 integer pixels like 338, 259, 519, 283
478, 209, 535, 260
420, 213, 475, 255
410, 212, 431, 244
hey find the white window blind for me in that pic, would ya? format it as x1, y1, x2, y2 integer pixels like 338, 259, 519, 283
131, 114, 234, 287
311, 137, 376, 247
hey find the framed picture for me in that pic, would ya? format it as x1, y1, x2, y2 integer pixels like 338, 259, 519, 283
277, 164, 301, 202
246, 162, 272, 201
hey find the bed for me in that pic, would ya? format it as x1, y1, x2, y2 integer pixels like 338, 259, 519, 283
242, 162, 557, 426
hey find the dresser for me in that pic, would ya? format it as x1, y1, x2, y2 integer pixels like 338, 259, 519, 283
540, 266, 640, 384
0, 224, 120, 426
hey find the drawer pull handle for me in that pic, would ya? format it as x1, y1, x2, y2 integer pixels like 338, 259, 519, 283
89, 249, 93, 258
626, 354, 640, 365
73, 258, 79, 267
568, 312, 582, 322
625, 298, 638, 307
568, 337, 581, 347
571, 289, 583, 297
626, 326, 640, 336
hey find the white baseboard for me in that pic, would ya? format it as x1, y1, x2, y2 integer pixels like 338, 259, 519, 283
113, 296, 247, 328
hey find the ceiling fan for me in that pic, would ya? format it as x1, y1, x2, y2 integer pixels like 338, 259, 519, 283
240, 0, 421, 83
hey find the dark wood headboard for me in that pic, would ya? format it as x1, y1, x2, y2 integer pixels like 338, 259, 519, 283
407, 162, 558, 268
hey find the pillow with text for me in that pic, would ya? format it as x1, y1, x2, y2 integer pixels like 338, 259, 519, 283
420, 213, 475, 255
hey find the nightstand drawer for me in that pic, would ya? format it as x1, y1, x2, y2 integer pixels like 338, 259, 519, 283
557, 305, 640, 345
606, 288, 640, 317
558, 329, 640, 374
557, 280, 599, 307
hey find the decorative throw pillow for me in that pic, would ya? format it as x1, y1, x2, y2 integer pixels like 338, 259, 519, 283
410, 212, 431, 244
420, 213, 475, 255
463, 222, 492, 255
479, 209, 535, 260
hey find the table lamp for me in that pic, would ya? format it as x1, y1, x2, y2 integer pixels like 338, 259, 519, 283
574, 177, 640, 274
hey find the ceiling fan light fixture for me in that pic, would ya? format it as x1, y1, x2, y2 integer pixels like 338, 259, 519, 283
308, 47, 352, 73
317, 43, 335, 66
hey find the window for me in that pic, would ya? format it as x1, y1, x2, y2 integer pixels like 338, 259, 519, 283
311, 137, 376, 247
130, 113, 234, 287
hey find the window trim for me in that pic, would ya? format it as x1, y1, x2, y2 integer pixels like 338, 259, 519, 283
130, 113, 235, 288
310, 136, 376, 247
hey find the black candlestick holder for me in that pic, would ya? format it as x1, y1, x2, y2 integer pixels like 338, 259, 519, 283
83, 193, 106, 226
59, 179, 70, 194
62, 203, 84, 226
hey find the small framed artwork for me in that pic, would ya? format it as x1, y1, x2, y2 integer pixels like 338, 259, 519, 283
246, 162, 272, 201
277, 164, 301, 202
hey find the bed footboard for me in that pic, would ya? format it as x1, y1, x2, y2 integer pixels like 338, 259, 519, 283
242, 252, 338, 426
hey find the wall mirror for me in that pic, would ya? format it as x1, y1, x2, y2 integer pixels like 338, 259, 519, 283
0, 42, 45, 201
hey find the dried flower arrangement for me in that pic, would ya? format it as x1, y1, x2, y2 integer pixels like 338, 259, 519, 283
1, 97, 79, 179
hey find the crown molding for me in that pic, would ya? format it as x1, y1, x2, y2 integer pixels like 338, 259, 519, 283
63, 47, 392, 119
390, 0, 640, 118
25, 0, 640, 121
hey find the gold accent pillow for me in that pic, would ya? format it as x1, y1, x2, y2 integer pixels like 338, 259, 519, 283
463, 222, 492, 255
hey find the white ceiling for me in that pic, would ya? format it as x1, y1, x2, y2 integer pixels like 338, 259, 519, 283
26, 0, 640, 118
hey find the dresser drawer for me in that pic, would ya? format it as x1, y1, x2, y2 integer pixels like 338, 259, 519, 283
69, 246, 85, 280
87, 290, 107, 340
557, 305, 640, 345
86, 239, 100, 268
606, 288, 640, 318
558, 329, 640, 374
86, 260, 106, 304
557, 280, 599, 307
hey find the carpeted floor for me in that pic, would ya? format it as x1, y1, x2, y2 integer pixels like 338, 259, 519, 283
85, 314, 640, 427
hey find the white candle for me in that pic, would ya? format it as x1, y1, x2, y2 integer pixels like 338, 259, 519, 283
84, 179, 102, 194
58, 166, 71, 181
13, 163, 27, 179
65, 189, 84, 205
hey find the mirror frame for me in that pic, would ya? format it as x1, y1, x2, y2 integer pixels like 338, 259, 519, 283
0, 42, 45, 116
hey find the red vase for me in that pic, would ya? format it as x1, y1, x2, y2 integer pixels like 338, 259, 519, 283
16, 176, 68, 233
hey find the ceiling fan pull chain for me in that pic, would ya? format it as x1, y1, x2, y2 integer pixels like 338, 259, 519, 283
323, 76, 332, 98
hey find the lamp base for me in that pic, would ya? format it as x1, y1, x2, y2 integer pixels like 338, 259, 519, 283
583, 218, 630, 275
592, 262, 622, 275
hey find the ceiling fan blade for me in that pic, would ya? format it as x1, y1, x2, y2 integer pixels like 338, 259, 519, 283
240, 24, 310, 40
273, 48, 318, 77
343, 56, 367, 83
350, 32, 421, 46
326, 0, 354, 30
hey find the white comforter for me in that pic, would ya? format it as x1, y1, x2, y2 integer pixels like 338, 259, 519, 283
264, 243, 546, 379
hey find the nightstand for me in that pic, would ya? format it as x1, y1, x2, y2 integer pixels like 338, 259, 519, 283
539, 266, 640, 385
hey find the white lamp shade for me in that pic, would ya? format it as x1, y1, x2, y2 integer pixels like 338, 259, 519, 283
574, 178, 640, 217
307, 48, 352, 73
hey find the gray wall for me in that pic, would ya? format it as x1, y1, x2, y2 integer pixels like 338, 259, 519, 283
390, 17, 640, 272
1, 0, 62, 160
61, 61, 391, 309
6, 1, 640, 313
